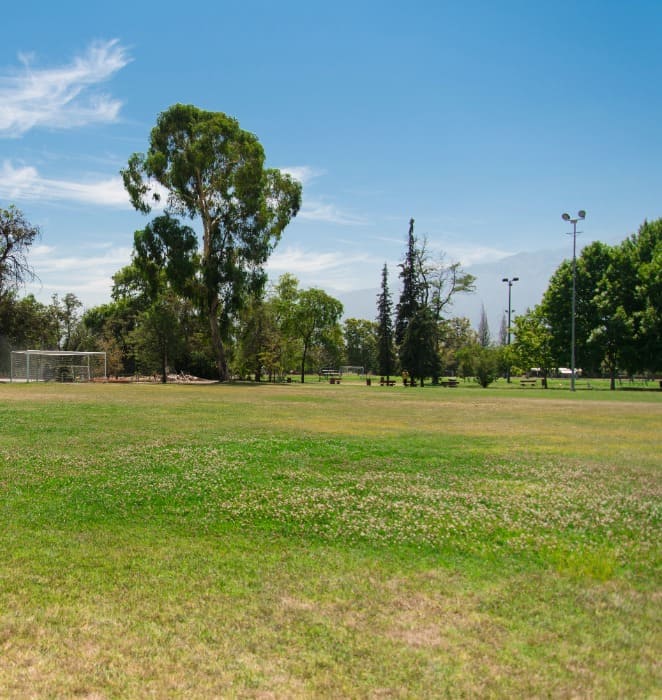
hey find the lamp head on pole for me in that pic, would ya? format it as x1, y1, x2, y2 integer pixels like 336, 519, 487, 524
578, 210, 586, 220
562, 213, 571, 222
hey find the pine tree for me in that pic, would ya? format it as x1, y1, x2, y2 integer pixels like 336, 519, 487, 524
399, 307, 442, 387
395, 218, 422, 346
478, 304, 491, 347
376, 263, 397, 381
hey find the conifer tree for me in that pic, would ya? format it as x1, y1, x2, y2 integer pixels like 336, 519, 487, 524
478, 304, 491, 347
395, 218, 422, 346
376, 263, 397, 381
399, 307, 442, 387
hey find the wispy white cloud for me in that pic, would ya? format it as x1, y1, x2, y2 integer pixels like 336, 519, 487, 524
0, 39, 130, 137
266, 245, 375, 292
299, 199, 368, 225
30, 243, 132, 273
267, 246, 350, 274
26, 244, 133, 307
431, 242, 513, 266
279, 166, 368, 225
0, 160, 130, 207
279, 165, 325, 186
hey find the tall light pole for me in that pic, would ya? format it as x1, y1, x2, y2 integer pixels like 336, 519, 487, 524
501, 277, 518, 383
562, 210, 586, 392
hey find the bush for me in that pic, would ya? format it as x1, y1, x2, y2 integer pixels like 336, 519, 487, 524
457, 343, 500, 387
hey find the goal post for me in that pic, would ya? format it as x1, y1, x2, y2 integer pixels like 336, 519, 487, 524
10, 350, 107, 383
339, 365, 365, 376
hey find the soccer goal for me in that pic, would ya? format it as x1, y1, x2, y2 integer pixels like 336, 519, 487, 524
339, 365, 365, 376
10, 350, 107, 383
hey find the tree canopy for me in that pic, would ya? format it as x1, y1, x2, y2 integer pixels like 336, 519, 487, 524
121, 104, 302, 380
516, 218, 662, 386
0, 205, 40, 298
282, 286, 343, 383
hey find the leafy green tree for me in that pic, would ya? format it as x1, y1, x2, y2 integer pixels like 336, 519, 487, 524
496, 343, 516, 379
473, 346, 500, 387
612, 218, 662, 374
282, 285, 343, 383
122, 218, 215, 382
438, 316, 476, 376
537, 223, 662, 383
132, 215, 198, 301
343, 318, 377, 372
512, 308, 555, 387
122, 104, 302, 381
311, 322, 344, 373
49, 292, 84, 350
455, 343, 500, 388
0, 205, 39, 298
130, 291, 188, 382
248, 273, 303, 379
237, 293, 282, 381
0, 292, 59, 373
376, 263, 397, 381
455, 344, 475, 382
399, 307, 441, 387
83, 299, 139, 376
541, 241, 615, 376
61, 293, 84, 350
82, 261, 158, 377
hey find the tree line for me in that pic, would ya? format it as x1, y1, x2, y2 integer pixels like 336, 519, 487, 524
512, 218, 662, 388
1, 104, 660, 386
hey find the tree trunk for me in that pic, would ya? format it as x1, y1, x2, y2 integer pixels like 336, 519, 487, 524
300, 344, 307, 384
208, 297, 230, 381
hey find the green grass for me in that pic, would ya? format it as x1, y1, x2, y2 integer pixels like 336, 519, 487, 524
0, 381, 660, 697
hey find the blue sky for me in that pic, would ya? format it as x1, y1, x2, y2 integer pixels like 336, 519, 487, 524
2, 1, 661, 326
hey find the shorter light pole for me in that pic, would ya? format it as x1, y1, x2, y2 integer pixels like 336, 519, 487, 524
501, 277, 519, 382
562, 210, 586, 392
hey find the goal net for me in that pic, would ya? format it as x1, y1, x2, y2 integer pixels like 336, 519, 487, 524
339, 365, 364, 376
11, 350, 107, 383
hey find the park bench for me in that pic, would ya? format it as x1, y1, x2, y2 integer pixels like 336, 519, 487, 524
441, 379, 459, 388
319, 369, 340, 383
520, 378, 537, 387
379, 377, 396, 386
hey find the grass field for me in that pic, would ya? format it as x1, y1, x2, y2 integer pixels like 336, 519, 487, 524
0, 380, 660, 697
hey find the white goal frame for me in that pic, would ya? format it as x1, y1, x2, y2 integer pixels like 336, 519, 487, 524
10, 350, 107, 383
339, 365, 365, 376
